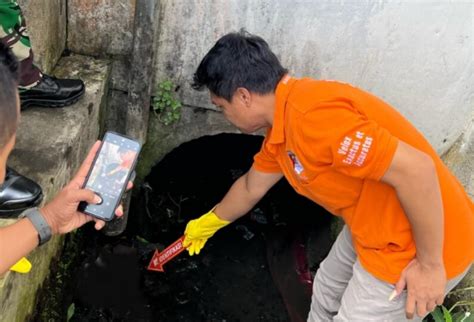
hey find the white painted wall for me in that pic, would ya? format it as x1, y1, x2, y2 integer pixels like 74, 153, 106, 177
155, 0, 473, 154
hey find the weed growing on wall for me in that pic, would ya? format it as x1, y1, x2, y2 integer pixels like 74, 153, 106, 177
152, 80, 182, 125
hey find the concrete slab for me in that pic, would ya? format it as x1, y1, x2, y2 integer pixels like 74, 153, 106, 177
17, 0, 66, 74
0, 54, 110, 322
67, 0, 136, 56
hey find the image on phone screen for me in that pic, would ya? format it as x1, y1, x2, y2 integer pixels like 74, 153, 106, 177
81, 132, 141, 220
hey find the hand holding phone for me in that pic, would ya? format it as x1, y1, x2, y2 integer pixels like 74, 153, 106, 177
40, 141, 124, 235
78, 132, 141, 221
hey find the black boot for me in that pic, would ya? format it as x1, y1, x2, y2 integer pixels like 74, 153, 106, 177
19, 74, 85, 110
0, 167, 43, 218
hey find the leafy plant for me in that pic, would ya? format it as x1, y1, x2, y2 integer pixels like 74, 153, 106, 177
430, 306, 472, 322
430, 286, 474, 322
136, 235, 151, 244
152, 80, 182, 125
67, 303, 75, 322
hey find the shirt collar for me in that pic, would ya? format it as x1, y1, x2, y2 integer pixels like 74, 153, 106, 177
267, 75, 297, 145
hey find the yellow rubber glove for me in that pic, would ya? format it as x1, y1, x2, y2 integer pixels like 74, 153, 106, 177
183, 208, 230, 256
10, 257, 32, 273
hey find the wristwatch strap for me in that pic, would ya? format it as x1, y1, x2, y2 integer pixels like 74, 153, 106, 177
21, 208, 52, 246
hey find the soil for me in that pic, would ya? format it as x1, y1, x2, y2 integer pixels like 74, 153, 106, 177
33, 133, 334, 322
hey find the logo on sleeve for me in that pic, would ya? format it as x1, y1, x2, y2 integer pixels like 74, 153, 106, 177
287, 151, 304, 175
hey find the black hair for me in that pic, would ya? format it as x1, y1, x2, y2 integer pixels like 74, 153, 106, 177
0, 42, 19, 147
192, 30, 288, 101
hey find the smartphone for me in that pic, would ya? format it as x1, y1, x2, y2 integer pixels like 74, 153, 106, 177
79, 131, 141, 221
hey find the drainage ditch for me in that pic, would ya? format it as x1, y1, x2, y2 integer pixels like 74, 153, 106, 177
33, 133, 334, 322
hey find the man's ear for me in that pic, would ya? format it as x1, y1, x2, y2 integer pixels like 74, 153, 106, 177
235, 87, 252, 107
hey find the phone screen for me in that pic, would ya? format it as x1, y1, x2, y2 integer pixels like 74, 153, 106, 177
81, 132, 141, 220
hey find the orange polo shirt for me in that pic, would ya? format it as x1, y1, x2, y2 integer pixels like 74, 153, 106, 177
253, 76, 474, 283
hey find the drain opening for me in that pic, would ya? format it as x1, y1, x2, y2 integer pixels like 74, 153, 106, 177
70, 133, 333, 321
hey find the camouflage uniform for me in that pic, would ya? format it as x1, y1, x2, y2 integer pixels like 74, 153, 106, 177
0, 0, 42, 88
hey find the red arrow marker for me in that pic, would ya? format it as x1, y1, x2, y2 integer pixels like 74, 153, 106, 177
147, 236, 186, 272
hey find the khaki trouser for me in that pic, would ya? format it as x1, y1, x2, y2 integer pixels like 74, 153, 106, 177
308, 226, 470, 322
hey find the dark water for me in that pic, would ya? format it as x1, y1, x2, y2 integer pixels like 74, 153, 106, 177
34, 134, 333, 322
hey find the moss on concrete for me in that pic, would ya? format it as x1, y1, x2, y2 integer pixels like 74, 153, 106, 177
32, 231, 84, 321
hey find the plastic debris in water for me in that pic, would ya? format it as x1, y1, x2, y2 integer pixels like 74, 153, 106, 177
176, 291, 189, 305
250, 208, 268, 224
235, 225, 255, 240
94, 255, 107, 268
142, 182, 154, 220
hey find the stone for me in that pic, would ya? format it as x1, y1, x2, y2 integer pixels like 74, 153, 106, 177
109, 57, 131, 92
0, 55, 110, 322
67, 0, 136, 56
105, 89, 128, 133
17, 0, 67, 73
125, 0, 158, 144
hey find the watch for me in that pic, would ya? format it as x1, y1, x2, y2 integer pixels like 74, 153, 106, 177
20, 208, 52, 246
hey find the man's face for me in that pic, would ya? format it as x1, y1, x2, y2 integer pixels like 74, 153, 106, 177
210, 91, 263, 134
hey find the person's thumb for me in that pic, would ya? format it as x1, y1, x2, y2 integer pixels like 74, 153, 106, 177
183, 236, 191, 248
71, 189, 102, 205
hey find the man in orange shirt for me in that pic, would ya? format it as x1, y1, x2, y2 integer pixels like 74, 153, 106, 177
183, 30, 474, 320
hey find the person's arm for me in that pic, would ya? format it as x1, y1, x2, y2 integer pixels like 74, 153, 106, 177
381, 140, 445, 319
0, 141, 131, 275
183, 167, 283, 255
214, 167, 283, 222
0, 218, 39, 274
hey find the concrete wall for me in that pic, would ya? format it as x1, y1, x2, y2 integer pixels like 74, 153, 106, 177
154, 0, 473, 155
67, 0, 136, 57
67, 0, 138, 136
20, 0, 473, 155
17, 0, 66, 73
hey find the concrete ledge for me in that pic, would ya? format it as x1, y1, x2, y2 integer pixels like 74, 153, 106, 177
0, 54, 110, 322
68, 0, 135, 56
